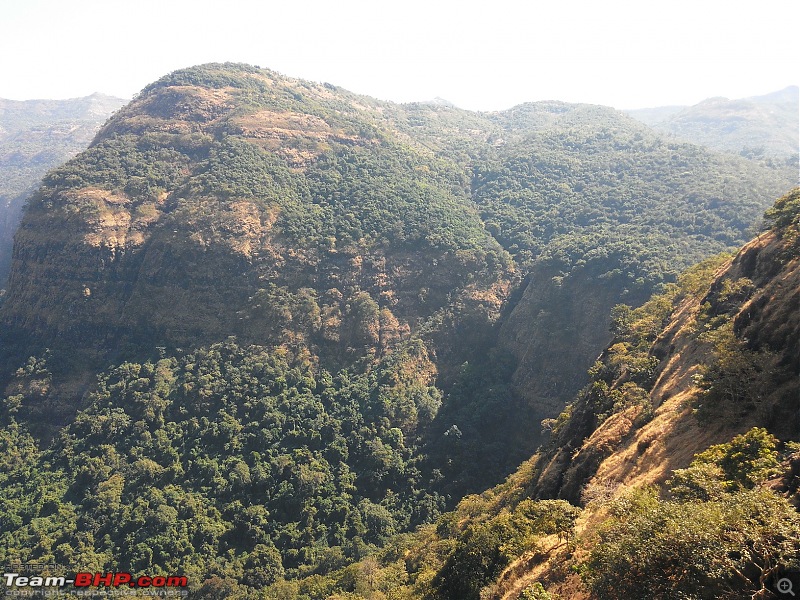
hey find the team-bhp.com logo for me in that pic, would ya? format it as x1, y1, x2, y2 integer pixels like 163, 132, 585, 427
4, 572, 188, 589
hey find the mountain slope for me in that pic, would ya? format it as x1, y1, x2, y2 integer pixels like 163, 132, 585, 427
532, 188, 800, 504
0, 93, 126, 283
0, 64, 512, 384
469, 101, 796, 417
276, 188, 800, 600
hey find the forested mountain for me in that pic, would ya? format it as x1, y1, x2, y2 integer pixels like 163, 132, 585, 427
0, 63, 797, 596
0, 94, 126, 283
268, 188, 800, 600
626, 86, 799, 161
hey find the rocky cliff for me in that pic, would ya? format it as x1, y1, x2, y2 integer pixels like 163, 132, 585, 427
0, 65, 512, 384
0, 93, 126, 283
531, 188, 800, 504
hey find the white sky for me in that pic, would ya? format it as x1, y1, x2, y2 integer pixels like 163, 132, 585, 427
0, 0, 797, 111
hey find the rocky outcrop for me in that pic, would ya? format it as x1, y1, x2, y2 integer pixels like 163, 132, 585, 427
0, 94, 126, 283
529, 189, 800, 502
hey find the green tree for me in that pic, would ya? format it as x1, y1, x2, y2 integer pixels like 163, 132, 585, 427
583, 486, 800, 599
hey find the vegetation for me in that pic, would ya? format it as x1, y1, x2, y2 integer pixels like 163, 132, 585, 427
0, 94, 125, 283
764, 186, 800, 245
247, 426, 798, 600
583, 485, 800, 600
693, 321, 778, 424
431, 499, 579, 600
0, 64, 798, 598
472, 105, 790, 282
583, 430, 800, 600
0, 340, 445, 587
668, 428, 782, 499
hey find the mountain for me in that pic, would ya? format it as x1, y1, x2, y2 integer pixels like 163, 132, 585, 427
0, 63, 797, 594
0, 94, 127, 283
0, 62, 515, 579
1, 65, 793, 495
0, 66, 514, 427
274, 188, 800, 600
626, 86, 800, 161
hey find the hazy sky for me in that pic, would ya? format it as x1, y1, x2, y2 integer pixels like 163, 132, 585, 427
1, 0, 796, 110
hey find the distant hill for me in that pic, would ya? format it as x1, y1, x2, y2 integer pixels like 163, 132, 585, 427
0, 93, 127, 283
626, 86, 799, 160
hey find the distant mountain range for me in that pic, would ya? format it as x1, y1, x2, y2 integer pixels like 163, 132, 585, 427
626, 86, 799, 160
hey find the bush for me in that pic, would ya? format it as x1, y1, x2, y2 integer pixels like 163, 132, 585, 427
584, 486, 800, 599
584, 427, 800, 600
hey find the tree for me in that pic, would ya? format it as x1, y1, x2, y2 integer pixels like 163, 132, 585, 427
583, 486, 800, 599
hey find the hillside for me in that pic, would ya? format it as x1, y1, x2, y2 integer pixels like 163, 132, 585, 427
1, 65, 510, 366
1, 65, 793, 499
0, 63, 797, 595
529, 189, 800, 504
493, 187, 800, 599
0, 62, 515, 584
467, 188, 800, 598
268, 188, 800, 600
0, 94, 126, 283
626, 86, 800, 161
470, 101, 795, 419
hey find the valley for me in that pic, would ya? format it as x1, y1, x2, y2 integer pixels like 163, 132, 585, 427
0, 63, 797, 599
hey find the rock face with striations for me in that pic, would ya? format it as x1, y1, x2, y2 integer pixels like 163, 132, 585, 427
0, 93, 126, 283
0, 64, 512, 377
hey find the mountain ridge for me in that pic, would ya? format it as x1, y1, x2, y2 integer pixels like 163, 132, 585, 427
626, 85, 799, 159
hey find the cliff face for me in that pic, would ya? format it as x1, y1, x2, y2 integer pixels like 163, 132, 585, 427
497, 263, 651, 417
531, 188, 800, 503
0, 65, 513, 380
0, 94, 126, 283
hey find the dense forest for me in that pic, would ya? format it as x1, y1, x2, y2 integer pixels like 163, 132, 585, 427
241, 188, 800, 600
0, 64, 797, 597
